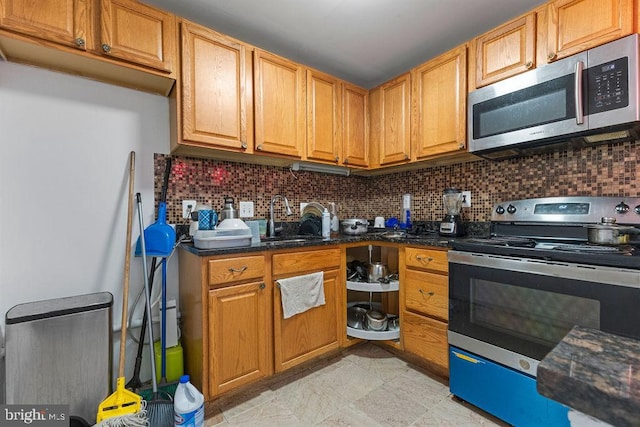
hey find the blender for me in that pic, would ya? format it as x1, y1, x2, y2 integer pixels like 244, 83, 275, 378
439, 188, 465, 236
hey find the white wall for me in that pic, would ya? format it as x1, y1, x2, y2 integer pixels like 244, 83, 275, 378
0, 61, 174, 381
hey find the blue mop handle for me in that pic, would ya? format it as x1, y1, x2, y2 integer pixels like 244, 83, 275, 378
161, 257, 167, 379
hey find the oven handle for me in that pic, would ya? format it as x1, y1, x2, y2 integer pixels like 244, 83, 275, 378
574, 60, 584, 125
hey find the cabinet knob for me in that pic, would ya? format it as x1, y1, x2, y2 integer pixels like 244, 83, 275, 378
458, 143, 465, 150
241, 142, 247, 149
335, 156, 339, 162
404, 154, 410, 160
416, 255, 433, 263
75, 38, 85, 48
102, 44, 111, 53
525, 61, 533, 69
343, 158, 349, 164
228, 266, 248, 273
256, 144, 264, 151
419, 289, 435, 297
547, 52, 556, 61
259, 283, 265, 289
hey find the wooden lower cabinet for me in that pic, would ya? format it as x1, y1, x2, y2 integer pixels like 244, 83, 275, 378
400, 246, 450, 375
208, 281, 271, 397
179, 250, 273, 400
272, 248, 343, 372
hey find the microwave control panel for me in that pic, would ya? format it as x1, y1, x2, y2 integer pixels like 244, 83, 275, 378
587, 56, 629, 114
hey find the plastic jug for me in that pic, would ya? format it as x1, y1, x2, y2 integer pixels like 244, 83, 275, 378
174, 375, 204, 427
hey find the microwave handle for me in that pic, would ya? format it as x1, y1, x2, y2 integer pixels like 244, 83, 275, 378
575, 61, 584, 125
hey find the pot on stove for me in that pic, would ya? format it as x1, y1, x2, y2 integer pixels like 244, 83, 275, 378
585, 217, 640, 245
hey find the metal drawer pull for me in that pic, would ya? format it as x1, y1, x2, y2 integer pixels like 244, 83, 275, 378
228, 266, 248, 273
259, 283, 265, 289
419, 289, 434, 297
416, 255, 433, 262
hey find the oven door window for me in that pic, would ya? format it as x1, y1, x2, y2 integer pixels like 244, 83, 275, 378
449, 262, 638, 361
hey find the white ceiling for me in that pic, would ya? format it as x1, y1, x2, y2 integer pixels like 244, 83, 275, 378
146, 0, 547, 89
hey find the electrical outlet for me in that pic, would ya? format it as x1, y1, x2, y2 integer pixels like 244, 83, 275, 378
461, 191, 471, 207
239, 201, 254, 218
182, 200, 197, 218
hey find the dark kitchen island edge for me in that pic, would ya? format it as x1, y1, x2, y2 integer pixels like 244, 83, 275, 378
537, 325, 640, 427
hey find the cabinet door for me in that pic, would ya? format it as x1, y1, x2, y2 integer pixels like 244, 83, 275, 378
273, 269, 341, 372
306, 69, 341, 163
180, 21, 253, 151
208, 281, 271, 397
0, 0, 91, 50
99, 0, 175, 72
545, 0, 633, 62
411, 44, 466, 160
254, 49, 305, 158
342, 83, 369, 168
472, 13, 535, 89
372, 73, 411, 166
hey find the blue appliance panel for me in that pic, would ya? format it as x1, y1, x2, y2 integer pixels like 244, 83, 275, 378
449, 346, 569, 427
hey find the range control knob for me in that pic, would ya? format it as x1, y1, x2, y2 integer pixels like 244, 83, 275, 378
616, 201, 630, 214
495, 205, 505, 215
635, 205, 640, 215
507, 204, 517, 214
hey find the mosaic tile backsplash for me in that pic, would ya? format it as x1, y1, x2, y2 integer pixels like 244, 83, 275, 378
156, 140, 639, 225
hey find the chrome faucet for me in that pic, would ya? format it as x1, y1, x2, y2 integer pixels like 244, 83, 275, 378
268, 194, 293, 237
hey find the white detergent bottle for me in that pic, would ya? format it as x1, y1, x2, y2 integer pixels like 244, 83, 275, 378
322, 208, 331, 238
174, 374, 204, 427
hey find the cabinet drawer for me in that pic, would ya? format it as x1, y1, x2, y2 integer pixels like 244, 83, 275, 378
402, 311, 449, 373
404, 269, 448, 321
208, 255, 265, 286
272, 248, 340, 276
405, 247, 448, 272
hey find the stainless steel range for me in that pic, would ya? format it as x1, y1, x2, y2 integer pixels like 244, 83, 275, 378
447, 196, 640, 427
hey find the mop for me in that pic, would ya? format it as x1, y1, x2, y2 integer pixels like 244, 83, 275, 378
95, 152, 147, 427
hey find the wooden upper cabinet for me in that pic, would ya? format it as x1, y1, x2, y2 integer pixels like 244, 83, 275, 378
544, 0, 633, 62
98, 0, 175, 72
179, 21, 253, 151
0, 0, 92, 50
306, 69, 341, 164
470, 13, 535, 90
370, 72, 411, 167
254, 49, 305, 158
342, 83, 369, 168
411, 45, 467, 160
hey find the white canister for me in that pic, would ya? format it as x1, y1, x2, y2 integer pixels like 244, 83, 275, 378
374, 217, 385, 228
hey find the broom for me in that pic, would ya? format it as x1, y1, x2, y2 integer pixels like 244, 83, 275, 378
136, 192, 174, 427
95, 151, 148, 426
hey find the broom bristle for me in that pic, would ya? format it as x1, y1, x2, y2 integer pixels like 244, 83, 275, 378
146, 398, 174, 427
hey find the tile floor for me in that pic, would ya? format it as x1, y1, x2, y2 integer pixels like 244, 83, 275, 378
204, 342, 508, 426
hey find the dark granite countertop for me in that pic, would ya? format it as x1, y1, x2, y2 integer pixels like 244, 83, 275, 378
180, 231, 457, 257
537, 325, 640, 427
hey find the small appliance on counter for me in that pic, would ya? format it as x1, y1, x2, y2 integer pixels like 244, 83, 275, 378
219, 196, 238, 221
439, 188, 465, 236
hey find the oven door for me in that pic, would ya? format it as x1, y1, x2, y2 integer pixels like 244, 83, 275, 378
448, 250, 640, 376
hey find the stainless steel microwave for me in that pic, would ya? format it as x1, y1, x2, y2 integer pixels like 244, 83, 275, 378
468, 34, 640, 160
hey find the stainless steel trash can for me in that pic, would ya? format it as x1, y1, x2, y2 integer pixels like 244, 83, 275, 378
4, 292, 113, 424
